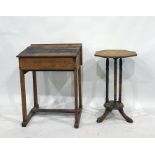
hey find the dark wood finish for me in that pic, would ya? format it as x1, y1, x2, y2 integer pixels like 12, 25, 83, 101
32, 71, 39, 108
104, 101, 124, 110
30, 43, 83, 65
19, 69, 27, 123
114, 58, 117, 102
78, 67, 82, 109
22, 107, 36, 127
97, 109, 111, 123
19, 58, 75, 70
74, 68, 79, 128
119, 58, 122, 102
106, 58, 109, 102
95, 50, 137, 123
17, 43, 82, 128
34, 108, 81, 113
119, 108, 133, 123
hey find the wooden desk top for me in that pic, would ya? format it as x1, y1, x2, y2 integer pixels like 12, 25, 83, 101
17, 44, 81, 57
17, 43, 82, 70
17, 43, 82, 65
95, 50, 137, 58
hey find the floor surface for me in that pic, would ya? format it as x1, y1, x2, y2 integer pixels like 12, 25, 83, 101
0, 99, 155, 138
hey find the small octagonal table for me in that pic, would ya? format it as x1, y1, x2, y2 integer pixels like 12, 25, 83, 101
95, 50, 137, 123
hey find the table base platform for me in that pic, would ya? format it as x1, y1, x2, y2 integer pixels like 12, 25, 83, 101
97, 101, 133, 123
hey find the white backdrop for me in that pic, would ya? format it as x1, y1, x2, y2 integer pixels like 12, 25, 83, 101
0, 16, 155, 137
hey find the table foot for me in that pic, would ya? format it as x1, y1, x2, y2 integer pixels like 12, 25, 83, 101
96, 101, 133, 123
119, 108, 133, 123
97, 109, 110, 123
74, 122, 79, 128
21, 122, 27, 127
74, 109, 82, 128
21, 108, 36, 127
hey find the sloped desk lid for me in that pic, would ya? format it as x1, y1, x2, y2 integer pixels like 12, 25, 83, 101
17, 43, 83, 65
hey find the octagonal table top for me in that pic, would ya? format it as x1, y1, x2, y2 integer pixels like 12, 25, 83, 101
95, 50, 137, 58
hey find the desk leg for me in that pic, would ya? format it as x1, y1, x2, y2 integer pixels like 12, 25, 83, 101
20, 69, 36, 127
20, 69, 27, 126
78, 67, 82, 109
74, 68, 79, 128
32, 71, 39, 108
